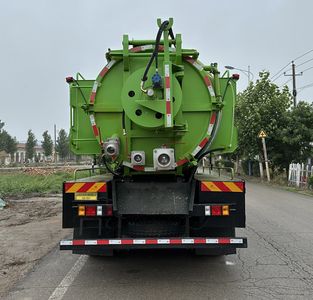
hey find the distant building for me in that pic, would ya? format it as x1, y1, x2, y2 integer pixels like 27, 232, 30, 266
0, 142, 92, 165
14, 143, 46, 163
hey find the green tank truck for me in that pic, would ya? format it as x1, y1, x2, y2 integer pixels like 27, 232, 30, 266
60, 18, 247, 256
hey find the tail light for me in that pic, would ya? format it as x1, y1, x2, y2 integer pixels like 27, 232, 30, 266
85, 206, 96, 216
78, 205, 85, 216
106, 205, 113, 216
211, 205, 222, 216
66, 76, 74, 83
78, 205, 113, 217
205, 205, 230, 216
222, 205, 229, 216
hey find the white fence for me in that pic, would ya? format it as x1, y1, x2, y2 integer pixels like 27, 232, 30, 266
288, 163, 313, 188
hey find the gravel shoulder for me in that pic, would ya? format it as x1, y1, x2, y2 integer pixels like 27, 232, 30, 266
0, 196, 70, 297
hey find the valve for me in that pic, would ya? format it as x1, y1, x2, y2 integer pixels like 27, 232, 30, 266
152, 72, 162, 88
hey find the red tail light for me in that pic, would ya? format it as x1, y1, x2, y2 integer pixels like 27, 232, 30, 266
211, 205, 222, 216
106, 205, 113, 216
66, 76, 74, 83
85, 206, 96, 216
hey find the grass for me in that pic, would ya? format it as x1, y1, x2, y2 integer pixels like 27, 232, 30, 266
0, 171, 73, 199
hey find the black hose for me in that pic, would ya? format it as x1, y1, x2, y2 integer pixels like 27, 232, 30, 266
122, 110, 126, 132
102, 155, 121, 177
196, 78, 233, 160
169, 27, 175, 40
141, 20, 169, 82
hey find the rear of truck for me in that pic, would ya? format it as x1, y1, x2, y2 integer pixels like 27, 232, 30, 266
61, 171, 246, 256
60, 18, 247, 255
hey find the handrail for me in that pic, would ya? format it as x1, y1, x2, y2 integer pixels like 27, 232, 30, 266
74, 166, 103, 180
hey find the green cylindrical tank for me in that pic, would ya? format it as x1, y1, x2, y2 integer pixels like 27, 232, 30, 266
68, 18, 238, 175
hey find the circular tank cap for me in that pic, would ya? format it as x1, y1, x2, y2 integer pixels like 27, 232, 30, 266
147, 88, 154, 97
158, 153, 171, 167
134, 154, 143, 163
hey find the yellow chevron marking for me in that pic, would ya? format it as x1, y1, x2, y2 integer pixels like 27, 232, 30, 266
66, 183, 85, 193
223, 182, 243, 192
87, 182, 105, 192
203, 182, 221, 192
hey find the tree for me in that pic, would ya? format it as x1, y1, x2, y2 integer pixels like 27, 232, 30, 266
0, 120, 18, 159
41, 130, 53, 158
235, 71, 292, 161
236, 72, 313, 177
56, 129, 69, 161
5, 134, 18, 160
25, 130, 37, 161
272, 101, 313, 172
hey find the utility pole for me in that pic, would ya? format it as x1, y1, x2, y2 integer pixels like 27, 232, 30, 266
284, 61, 302, 107
258, 130, 270, 182
262, 137, 270, 182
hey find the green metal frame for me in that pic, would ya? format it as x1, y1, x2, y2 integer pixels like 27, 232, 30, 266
68, 18, 238, 175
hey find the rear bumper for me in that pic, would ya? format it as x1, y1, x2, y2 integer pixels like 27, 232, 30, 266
60, 237, 247, 250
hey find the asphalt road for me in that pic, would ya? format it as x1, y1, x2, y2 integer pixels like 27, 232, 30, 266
5, 182, 313, 300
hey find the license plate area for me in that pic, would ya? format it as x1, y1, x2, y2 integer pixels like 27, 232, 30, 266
75, 193, 98, 201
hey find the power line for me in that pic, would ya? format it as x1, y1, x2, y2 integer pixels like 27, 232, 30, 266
271, 49, 313, 81
298, 82, 313, 91
293, 49, 313, 62
299, 65, 313, 73
280, 78, 292, 87
271, 62, 290, 81
297, 57, 313, 68
272, 68, 291, 82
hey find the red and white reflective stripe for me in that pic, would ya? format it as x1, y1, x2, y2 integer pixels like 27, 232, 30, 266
174, 158, 189, 167
191, 137, 209, 156
184, 57, 203, 71
122, 161, 156, 172
130, 45, 154, 52
89, 114, 99, 136
99, 60, 116, 78
204, 76, 215, 97
184, 57, 215, 98
133, 165, 145, 171
164, 64, 172, 127
207, 112, 217, 135
90, 81, 99, 104
89, 59, 116, 141
60, 238, 244, 246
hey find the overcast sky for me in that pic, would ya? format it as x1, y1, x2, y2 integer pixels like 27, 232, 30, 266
1, 0, 313, 141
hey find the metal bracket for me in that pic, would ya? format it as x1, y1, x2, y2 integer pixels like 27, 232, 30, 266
157, 17, 174, 29
122, 34, 129, 71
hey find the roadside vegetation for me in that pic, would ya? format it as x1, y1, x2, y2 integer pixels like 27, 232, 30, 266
220, 71, 313, 187
0, 171, 73, 198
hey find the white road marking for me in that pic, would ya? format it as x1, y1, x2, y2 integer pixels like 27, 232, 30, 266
48, 255, 88, 300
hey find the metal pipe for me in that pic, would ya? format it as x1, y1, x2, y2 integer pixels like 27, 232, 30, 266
129, 39, 176, 46
109, 50, 198, 57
